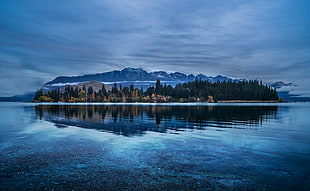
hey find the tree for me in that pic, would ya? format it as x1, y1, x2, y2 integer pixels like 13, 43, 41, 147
146, 86, 155, 96
87, 87, 94, 102
38, 96, 53, 102
130, 84, 134, 92
112, 83, 118, 94
79, 90, 86, 102
123, 87, 130, 97
130, 84, 134, 97
101, 84, 107, 97
155, 79, 162, 95
34, 89, 43, 101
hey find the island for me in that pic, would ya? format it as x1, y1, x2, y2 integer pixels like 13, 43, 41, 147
33, 79, 279, 103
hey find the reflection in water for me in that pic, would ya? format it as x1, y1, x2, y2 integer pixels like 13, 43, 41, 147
35, 105, 278, 136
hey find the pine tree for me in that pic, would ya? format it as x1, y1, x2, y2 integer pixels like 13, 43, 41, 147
155, 79, 162, 95
101, 84, 107, 97
34, 89, 43, 101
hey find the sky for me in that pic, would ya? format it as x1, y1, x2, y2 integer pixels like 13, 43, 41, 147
0, 0, 310, 97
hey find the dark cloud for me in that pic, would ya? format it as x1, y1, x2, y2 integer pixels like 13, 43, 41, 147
0, 0, 309, 96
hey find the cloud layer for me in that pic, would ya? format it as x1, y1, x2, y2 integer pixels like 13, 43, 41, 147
0, 0, 309, 96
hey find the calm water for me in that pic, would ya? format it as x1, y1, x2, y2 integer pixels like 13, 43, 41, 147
0, 102, 309, 190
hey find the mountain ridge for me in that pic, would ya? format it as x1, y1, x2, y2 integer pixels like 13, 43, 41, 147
43, 68, 242, 91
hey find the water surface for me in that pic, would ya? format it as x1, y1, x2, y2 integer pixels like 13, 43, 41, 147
0, 103, 309, 190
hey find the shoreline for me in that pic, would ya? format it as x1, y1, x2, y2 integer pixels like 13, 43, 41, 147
25, 101, 288, 106
217, 100, 283, 103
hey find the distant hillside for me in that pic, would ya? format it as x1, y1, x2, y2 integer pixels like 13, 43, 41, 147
268, 81, 296, 89
278, 91, 310, 102
0, 92, 35, 102
58, 81, 112, 93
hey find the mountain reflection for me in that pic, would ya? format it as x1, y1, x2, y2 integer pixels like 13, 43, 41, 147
35, 105, 278, 136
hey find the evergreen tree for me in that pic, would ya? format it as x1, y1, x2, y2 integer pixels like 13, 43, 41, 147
101, 84, 107, 97
87, 87, 93, 102
155, 79, 162, 95
112, 83, 118, 94
146, 86, 155, 96
34, 89, 43, 100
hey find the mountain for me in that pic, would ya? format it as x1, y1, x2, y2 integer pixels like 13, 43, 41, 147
278, 91, 310, 102
0, 92, 35, 102
43, 68, 242, 92
266, 81, 308, 101
268, 81, 296, 89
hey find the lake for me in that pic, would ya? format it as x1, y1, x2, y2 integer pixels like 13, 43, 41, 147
0, 102, 309, 190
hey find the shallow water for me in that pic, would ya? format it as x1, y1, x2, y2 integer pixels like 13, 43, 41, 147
0, 102, 309, 190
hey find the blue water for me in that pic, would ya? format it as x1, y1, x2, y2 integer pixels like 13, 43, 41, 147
0, 102, 309, 190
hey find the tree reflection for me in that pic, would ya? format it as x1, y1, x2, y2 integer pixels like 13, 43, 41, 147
35, 105, 278, 136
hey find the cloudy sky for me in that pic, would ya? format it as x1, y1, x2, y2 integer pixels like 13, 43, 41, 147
0, 0, 309, 97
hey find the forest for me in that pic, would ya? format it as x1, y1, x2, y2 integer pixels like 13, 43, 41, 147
33, 79, 279, 103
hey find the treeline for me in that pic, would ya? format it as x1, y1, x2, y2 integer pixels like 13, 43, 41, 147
33, 79, 278, 103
